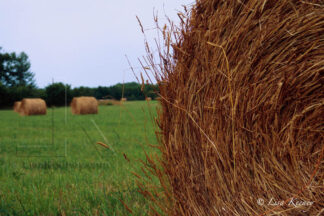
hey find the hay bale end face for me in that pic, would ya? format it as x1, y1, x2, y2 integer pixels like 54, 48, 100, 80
71, 97, 98, 115
121, 98, 127, 102
20, 99, 47, 116
13, 101, 21, 113
142, 1, 324, 215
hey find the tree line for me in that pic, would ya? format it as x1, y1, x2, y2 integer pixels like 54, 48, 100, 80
0, 48, 158, 108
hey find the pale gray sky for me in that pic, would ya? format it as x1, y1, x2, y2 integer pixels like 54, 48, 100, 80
0, 0, 194, 87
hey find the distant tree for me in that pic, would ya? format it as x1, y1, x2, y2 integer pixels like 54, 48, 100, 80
94, 82, 159, 101
8, 85, 39, 101
72, 86, 95, 98
123, 82, 144, 100
94, 86, 111, 99
0, 83, 8, 107
109, 84, 123, 100
143, 84, 159, 99
45, 82, 71, 106
0, 84, 45, 108
0, 47, 35, 87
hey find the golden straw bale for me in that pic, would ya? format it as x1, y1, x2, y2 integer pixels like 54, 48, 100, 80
13, 101, 21, 113
146, 97, 152, 101
140, 1, 324, 215
71, 97, 98, 115
121, 98, 127, 102
20, 98, 47, 116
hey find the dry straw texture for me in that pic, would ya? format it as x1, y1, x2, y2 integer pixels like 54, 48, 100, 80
13, 101, 21, 113
138, 0, 324, 215
121, 98, 127, 102
71, 97, 98, 115
20, 98, 47, 116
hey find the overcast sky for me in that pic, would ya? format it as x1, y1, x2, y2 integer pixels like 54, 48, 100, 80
0, 0, 194, 88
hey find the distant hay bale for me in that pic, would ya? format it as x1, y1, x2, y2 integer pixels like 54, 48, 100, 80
20, 98, 47, 116
141, 1, 324, 216
121, 98, 127, 102
97, 99, 121, 106
97, 99, 111, 105
13, 101, 21, 113
146, 97, 152, 101
71, 97, 98, 115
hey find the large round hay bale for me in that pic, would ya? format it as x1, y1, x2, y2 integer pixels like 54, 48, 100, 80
20, 98, 47, 116
144, 1, 324, 215
71, 97, 98, 115
13, 101, 21, 113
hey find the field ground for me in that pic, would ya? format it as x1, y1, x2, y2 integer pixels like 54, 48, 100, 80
0, 101, 159, 215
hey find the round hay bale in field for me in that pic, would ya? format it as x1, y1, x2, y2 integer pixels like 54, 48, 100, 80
142, 1, 324, 215
121, 97, 127, 102
71, 97, 98, 115
146, 97, 152, 101
20, 98, 47, 116
13, 101, 21, 113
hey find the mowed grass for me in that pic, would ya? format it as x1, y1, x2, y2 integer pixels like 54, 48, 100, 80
0, 101, 159, 215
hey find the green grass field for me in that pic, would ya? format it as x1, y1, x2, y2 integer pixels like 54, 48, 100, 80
0, 101, 159, 215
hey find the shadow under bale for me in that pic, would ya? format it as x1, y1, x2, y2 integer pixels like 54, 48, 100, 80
139, 0, 324, 215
